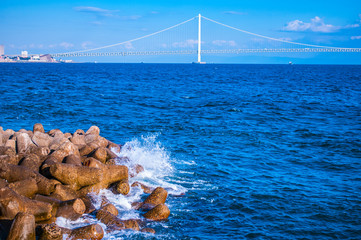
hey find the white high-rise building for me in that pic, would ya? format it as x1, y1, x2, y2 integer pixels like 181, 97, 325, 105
21, 51, 28, 57
0, 45, 4, 55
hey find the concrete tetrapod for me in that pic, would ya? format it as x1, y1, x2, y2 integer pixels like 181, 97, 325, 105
143, 204, 170, 221
49, 184, 79, 201
39, 223, 104, 240
76, 159, 128, 197
96, 208, 140, 231
56, 198, 86, 220
49, 163, 103, 190
68, 224, 104, 240
0, 187, 52, 221
110, 179, 130, 195
7, 178, 38, 198
0, 162, 56, 195
6, 212, 36, 240
34, 196, 86, 222
139, 187, 168, 210
131, 181, 154, 194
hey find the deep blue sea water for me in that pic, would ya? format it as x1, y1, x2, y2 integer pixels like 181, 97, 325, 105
1, 63, 361, 239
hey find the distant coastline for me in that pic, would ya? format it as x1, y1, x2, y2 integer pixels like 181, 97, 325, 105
0, 53, 73, 63
0, 45, 73, 63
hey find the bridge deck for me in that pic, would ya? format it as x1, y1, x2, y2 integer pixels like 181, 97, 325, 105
51, 48, 361, 57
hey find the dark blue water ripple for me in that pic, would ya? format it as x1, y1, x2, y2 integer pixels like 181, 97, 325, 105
1, 63, 361, 239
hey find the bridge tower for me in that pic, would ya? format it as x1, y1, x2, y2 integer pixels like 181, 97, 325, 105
196, 14, 205, 64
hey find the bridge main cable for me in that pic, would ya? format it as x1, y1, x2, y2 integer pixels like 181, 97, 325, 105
53, 15, 198, 56
201, 15, 349, 49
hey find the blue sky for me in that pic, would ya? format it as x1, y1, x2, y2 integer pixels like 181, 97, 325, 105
1, 0, 361, 63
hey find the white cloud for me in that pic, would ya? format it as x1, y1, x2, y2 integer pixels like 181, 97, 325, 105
345, 23, 360, 28
172, 39, 201, 48
91, 21, 103, 25
283, 16, 340, 33
74, 6, 143, 23
283, 16, 360, 33
74, 6, 111, 13
27, 44, 45, 49
74, 6, 119, 17
48, 44, 57, 48
223, 11, 247, 15
121, 15, 142, 20
251, 38, 265, 43
351, 36, 361, 40
212, 40, 237, 47
81, 41, 93, 49
59, 42, 74, 49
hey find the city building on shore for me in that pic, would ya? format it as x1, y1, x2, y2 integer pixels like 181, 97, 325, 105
0, 45, 4, 56
0, 45, 72, 63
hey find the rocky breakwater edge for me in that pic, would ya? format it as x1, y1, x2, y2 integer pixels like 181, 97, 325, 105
0, 124, 174, 239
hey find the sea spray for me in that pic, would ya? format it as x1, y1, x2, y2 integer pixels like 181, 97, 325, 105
114, 134, 187, 195
115, 134, 173, 177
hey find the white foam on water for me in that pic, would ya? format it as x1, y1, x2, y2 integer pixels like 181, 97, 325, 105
56, 215, 101, 229
114, 134, 187, 195
116, 134, 173, 176
177, 159, 196, 166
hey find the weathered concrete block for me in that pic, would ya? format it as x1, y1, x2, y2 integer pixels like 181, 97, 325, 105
32, 131, 52, 148
85, 126, 100, 136
15, 132, 36, 154
6, 212, 36, 240
33, 123, 45, 133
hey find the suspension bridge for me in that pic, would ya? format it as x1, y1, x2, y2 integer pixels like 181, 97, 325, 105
50, 14, 361, 63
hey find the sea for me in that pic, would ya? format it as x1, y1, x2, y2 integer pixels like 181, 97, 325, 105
0, 63, 360, 239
